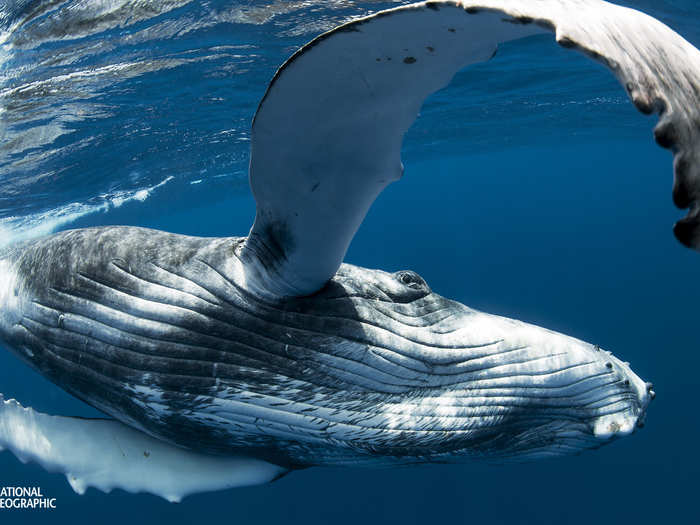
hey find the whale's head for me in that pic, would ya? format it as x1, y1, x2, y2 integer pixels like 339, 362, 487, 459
293, 264, 655, 463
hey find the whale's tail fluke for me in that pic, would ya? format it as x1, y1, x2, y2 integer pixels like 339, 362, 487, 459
0, 394, 288, 502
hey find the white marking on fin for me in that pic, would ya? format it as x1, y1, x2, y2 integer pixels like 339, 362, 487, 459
0, 394, 288, 502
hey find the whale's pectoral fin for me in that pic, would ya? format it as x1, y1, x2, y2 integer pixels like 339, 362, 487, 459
0, 395, 289, 502
244, 0, 700, 298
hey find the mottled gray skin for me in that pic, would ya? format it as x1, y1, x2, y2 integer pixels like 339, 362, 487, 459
0, 227, 651, 468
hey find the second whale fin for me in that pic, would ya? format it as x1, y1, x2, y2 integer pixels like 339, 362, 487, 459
0, 394, 288, 502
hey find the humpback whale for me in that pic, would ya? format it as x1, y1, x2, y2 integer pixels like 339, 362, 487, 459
1, 0, 698, 502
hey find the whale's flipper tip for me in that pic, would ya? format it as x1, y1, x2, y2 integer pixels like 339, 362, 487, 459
670, 149, 700, 249
674, 209, 700, 249
0, 395, 289, 501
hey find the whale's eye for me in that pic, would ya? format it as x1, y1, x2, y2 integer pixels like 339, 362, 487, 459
396, 270, 427, 290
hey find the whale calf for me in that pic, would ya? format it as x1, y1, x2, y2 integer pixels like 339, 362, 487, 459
1, 0, 699, 501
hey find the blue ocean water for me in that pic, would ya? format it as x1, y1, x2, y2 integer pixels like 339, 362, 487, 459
0, 0, 698, 523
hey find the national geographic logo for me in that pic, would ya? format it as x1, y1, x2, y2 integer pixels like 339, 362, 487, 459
0, 487, 57, 510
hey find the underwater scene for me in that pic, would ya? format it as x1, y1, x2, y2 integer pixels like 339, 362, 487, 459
0, 0, 699, 523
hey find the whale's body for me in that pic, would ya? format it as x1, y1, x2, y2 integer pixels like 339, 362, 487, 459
0, 226, 652, 467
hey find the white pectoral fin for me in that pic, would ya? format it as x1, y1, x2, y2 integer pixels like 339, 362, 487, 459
245, 0, 700, 298
0, 395, 288, 502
